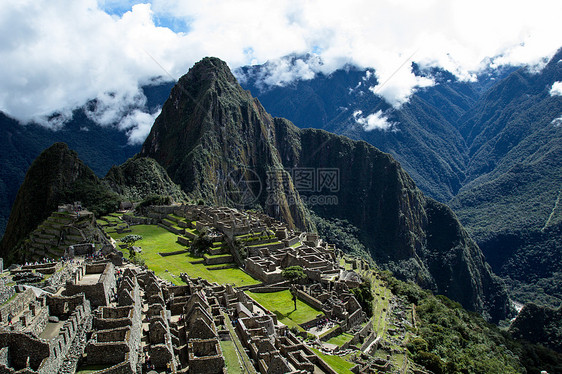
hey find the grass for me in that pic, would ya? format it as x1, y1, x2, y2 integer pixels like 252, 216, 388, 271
107, 224, 259, 287
248, 290, 323, 328
326, 332, 354, 346
371, 276, 391, 337
168, 213, 185, 221
246, 241, 282, 248
75, 365, 112, 374
100, 215, 121, 224
310, 347, 355, 374
204, 253, 232, 259
220, 340, 242, 374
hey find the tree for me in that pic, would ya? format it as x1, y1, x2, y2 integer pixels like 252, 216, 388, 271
121, 234, 143, 258
190, 230, 213, 257
351, 280, 374, 317
282, 266, 306, 310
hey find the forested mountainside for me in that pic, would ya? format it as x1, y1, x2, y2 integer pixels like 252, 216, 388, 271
238, 50, 562, 307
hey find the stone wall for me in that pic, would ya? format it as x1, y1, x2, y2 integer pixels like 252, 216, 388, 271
25, 305, 49, 337
0, 331, 51, 372
85, 340, 130, 365
122, 215, 156, 225
295, 289, 324, 311
65, 263, 115, 307
0, 294, 91, 374
43, 263, 75, 292
0, 288, 35, 323
93, 361, 134, 374
203, 254, 233, 265
21, 262, 61, 274
0, 284, 15, 306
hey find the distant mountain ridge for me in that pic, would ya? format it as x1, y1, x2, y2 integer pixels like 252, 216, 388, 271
237, 50, 562, 306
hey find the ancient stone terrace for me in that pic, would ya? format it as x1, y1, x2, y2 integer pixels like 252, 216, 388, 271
83, 268, 142, 373
231, 295, 338, 374
245, 233, 339, 284
298, 280, 366, 331
23, 207, 102, 262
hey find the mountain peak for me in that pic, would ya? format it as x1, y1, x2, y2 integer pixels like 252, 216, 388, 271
179, 56, 239, 89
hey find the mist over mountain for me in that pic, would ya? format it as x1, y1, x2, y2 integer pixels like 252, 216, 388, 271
0, 82, 174, 237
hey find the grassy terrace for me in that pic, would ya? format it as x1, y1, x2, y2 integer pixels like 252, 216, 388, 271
106, 224, 259, 287
247, 290, 323, 329
310, 347, 355, 374
246, 241, 282, 248
326, 332, 354, 346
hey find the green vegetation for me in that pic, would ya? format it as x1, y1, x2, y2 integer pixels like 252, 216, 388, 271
281, 266, 306, 284
309, 213, 369, 260
310, 347, 355, 374
326, 332, 354, 347
220, 340, 242, 374
107, 224, 259, 287
378, 272, 535, 374
350, 280, 374, 317
248, 290, 322, 329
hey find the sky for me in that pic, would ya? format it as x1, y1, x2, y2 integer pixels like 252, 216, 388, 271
1, 0, 561, 143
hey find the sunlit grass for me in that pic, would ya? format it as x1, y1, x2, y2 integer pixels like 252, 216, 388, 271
107, 224, 259, 287
310, 347, 355, 374
247, 290, 323, 329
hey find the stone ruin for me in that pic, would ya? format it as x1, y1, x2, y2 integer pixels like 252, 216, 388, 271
0, 204, 382, 373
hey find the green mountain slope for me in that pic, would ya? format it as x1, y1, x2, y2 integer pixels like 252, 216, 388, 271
451, 50, 562, 306
0, 142, 120, 263
104, 156, 187, 202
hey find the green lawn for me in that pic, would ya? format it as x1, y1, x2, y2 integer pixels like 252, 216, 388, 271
326, 332, 354, 346
107, 224, 259, 287
247, 290, 323, 329
75, 365, 112, 374
220, 340, 242, 374
310, 347, 355, 374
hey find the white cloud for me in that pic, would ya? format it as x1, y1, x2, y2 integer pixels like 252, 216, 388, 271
353, 110, 396, 131
550, 81, 562, 96
118, 108, 162, 144
552, 115, 562, 127
0, 0, 561, 143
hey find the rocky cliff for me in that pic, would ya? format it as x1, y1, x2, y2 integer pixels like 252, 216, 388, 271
140, 57, 311, 231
